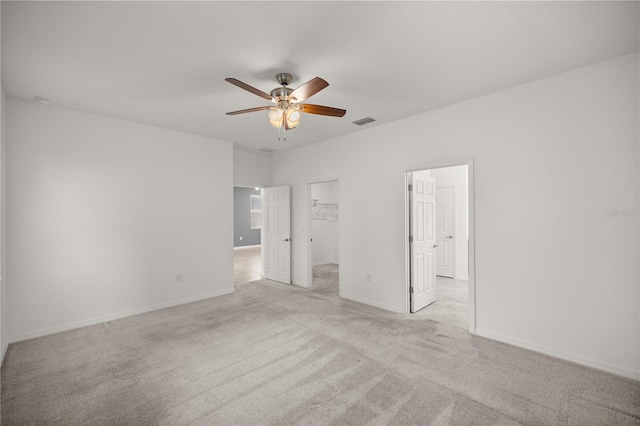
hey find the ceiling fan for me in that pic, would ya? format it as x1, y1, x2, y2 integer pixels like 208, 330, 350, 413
225, 73, 346, 136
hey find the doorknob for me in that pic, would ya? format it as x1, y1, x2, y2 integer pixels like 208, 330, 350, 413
446, 235, 454, 239
433, 244, 438, 248
283, 238, 290, 242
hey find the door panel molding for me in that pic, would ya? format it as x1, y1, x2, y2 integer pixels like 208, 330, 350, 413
262, 185, 291, 284
436, 186, 455, 278
410, 171, 437, 312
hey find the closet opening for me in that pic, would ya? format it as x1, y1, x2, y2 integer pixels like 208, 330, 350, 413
307, 179, 340, 296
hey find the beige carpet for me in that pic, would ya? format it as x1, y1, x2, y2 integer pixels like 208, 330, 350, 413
2, 275, 639, 425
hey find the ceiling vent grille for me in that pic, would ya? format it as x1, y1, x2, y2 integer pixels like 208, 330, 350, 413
258, 148, 276, 153
352, 116, 376, 126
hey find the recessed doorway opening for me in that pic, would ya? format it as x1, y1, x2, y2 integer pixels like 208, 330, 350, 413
308, 180, 340, 296
233, 186, 263, 285
405, 159, 475, 333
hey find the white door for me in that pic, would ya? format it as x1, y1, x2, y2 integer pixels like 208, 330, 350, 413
410, 171, 437, 313
262, 186, 291, 284
436, 187, 455, 278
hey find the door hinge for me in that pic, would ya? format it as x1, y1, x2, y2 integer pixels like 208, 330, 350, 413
410, 286, 414, 293
408, 184, 413, 191
409, 235, 413, 243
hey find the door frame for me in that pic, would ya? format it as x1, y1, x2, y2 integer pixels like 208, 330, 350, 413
307, 178, 341, 293
404, 157, 476, 334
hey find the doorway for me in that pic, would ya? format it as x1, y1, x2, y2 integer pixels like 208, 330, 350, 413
308, 180, 340, 295
233, 186, 263, 285
406, 160, 475, 332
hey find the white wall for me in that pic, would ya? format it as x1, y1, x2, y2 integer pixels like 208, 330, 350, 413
234, 149, 271, 188
0, 3, 6, 366
430, 165, 468, 280
7, 99, 234, 341
1, 86, 7, 361
311, 181, 339, 267
272, 53, 639, 380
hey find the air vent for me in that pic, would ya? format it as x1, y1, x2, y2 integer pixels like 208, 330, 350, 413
352, 116, 376, 126
258, 148, 276, 153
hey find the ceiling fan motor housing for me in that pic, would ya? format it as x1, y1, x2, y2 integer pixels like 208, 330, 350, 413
271, 80, 295, 109
275, 72, 293, 86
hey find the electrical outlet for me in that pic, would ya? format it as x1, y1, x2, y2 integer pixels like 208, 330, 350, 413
365, 273, 371, 282
177, 273, 183, 282
240, 236, 243, 241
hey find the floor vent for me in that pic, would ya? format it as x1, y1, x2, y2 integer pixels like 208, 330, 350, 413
352, 116, 376, 126
258, 148, 276, 153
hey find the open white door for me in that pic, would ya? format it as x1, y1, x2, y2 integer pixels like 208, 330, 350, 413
262, 185, 291, 284
436, 187, 455, 278
410, 171, 437, 313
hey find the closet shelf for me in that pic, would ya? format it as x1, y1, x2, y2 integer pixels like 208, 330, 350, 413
311, 199, 339, 223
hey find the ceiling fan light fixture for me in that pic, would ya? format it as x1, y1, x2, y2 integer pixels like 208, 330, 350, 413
269, 117, 282, 128
268, 108, 283, 128
287, 109, 300, 122
285, 119, 299, 129
285, 108, 301, 128
268, 108, 282, 121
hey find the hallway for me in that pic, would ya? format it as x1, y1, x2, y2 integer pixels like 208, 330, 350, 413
233, 245, 262, 285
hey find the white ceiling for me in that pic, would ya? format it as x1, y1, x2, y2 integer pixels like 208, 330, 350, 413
2, 1, 638, 154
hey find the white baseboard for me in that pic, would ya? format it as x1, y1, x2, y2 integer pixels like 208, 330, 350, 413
475, 328, 640, 381
340, 292, 403, 314
233, 244, 260, 250
9, 287, 236, 344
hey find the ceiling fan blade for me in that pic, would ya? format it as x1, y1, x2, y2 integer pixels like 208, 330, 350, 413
289, 77, 328, 102
225, 78, 273, 101
226, 106, 272, 115
297, 104, 346, 117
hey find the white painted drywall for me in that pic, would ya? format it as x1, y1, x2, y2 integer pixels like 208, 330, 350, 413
0, 4, 6, 364
430, 165, 469, 280
234, 149, 272, 188
0, 86, 6, 362
271, 53, 639, 379
7, 99, 234, 341
311, 181, 339, 266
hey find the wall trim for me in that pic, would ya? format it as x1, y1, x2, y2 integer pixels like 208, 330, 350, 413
340, 292, 403, 314
9, 287, 236, 344
475, 328, 640, 382
233, 244, 260, 250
